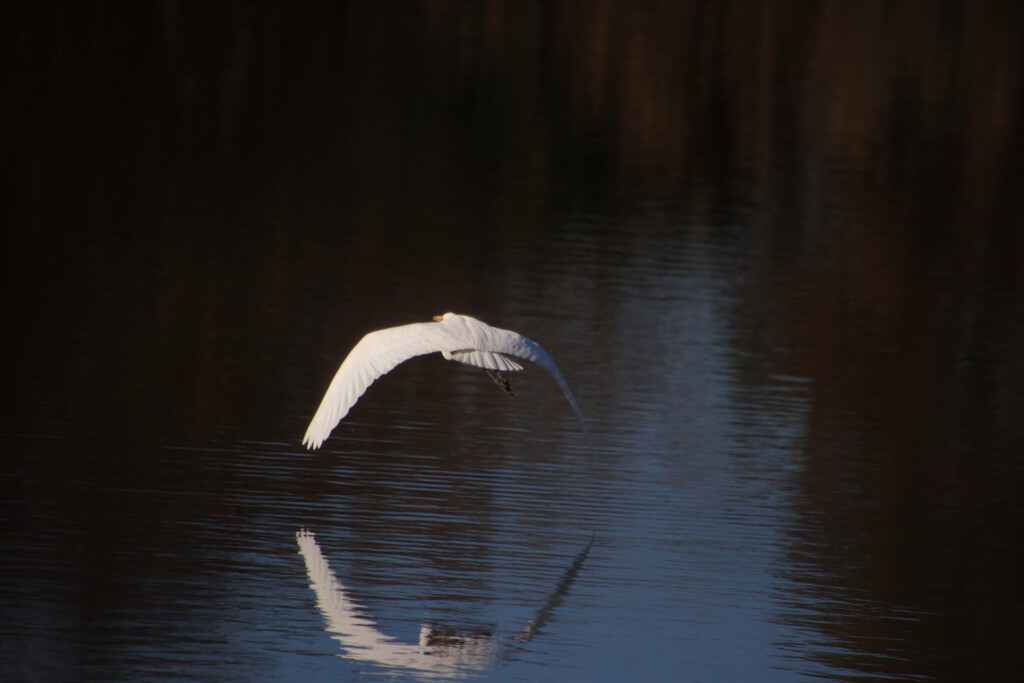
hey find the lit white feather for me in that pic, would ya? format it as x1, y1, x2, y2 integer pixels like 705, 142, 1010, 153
303, 312, 589, 450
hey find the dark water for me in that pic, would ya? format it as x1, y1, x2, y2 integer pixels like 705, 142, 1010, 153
2, 2, 1022, 682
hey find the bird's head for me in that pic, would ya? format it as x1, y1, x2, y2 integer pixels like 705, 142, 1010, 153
432, 313, 455, 322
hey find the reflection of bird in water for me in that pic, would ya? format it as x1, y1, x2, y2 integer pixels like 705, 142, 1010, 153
512, 535, 594, 644
295, 529, 593, 679
302, 313, 589, 450
295, 530, 494, 679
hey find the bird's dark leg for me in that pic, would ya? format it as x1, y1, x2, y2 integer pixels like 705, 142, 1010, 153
486, 370, 515, 396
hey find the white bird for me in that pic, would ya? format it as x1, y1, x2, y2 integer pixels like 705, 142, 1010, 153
303, 313, 589, 450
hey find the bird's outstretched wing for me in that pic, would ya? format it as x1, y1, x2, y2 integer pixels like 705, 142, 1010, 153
471, 322, 592, 446
303, 322, 456, 450
508, 340, 592, 446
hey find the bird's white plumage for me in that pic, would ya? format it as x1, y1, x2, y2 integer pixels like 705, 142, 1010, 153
449, 350, 523, 372
303, 313, 588, 450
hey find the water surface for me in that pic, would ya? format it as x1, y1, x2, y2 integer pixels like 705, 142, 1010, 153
3, 2, 1021, 682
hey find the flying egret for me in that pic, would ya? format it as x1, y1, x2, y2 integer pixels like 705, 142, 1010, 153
302, 313, 589, 450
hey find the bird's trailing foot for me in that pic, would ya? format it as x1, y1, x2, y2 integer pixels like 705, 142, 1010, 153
486, 370, 515, 396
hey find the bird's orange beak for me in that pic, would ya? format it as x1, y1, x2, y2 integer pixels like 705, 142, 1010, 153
432, 315, 444, 322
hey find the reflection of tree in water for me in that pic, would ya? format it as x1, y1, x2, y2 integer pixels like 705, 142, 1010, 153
296, 529, 593, 679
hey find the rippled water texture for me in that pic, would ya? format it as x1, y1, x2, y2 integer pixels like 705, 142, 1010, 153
2, 2, 1022, 682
